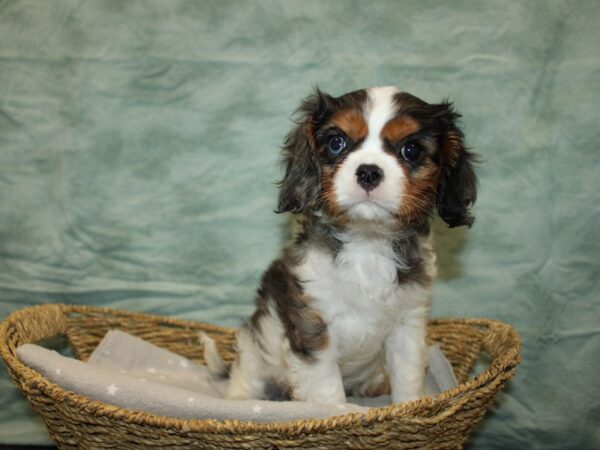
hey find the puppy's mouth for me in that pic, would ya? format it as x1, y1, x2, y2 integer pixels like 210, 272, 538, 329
343, 198, 397, 221
352, 197, 389, 209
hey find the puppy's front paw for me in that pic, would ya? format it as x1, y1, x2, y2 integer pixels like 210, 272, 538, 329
391, 388, 422, 404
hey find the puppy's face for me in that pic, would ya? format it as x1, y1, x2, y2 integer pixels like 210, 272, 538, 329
278, 86, 477, 228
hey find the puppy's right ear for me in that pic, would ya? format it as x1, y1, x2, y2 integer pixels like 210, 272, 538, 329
276, 89, 334, 214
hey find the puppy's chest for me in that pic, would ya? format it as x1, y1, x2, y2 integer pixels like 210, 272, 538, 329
296, 240, 403, 352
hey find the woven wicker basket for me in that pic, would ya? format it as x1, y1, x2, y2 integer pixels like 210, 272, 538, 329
0, 304, 520, 449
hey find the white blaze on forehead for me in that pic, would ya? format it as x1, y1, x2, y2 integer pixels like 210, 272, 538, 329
364, 86, 400, 141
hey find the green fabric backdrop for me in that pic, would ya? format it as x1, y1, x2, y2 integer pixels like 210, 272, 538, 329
1, 1, 598, 447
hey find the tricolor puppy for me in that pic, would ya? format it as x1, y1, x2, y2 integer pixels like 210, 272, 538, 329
203, 86, 477, 405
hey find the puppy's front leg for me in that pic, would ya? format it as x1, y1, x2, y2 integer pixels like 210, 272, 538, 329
287, 348, 346, 405
385, 306, 428, 403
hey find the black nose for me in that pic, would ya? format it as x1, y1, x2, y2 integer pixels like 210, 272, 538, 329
356, 164, 384, 192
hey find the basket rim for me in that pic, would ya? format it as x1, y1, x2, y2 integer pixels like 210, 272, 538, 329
0, 303, 521, 436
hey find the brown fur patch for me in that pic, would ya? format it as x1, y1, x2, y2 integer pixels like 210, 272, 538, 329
440, 130, 462, 169
399, 163, 440, 223
331, 109, 368, 141
380, 116, 420, 143
320, 165, 349, 224
253, 259, 329, 361
361, 374, 391, 397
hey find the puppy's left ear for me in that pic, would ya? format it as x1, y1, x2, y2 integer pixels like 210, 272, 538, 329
276, 89, 334, 214
436, 105, 478, 228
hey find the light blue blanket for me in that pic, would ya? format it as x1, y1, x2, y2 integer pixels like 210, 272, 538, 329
1, 1, 598, 448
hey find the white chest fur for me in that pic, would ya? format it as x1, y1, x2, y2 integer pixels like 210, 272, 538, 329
294, 232, 432, 385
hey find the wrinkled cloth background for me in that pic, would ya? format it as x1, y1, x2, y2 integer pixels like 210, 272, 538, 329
0, 1, 598, 448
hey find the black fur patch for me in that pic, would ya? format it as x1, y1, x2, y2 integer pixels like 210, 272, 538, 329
293, 215, 344, 257
392, 222, 433, 286
264, 378, 292, 401
436, 145, 478, 228
251, 258, 329, 362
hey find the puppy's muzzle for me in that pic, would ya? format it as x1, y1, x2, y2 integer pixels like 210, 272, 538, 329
356, 164, 384, 192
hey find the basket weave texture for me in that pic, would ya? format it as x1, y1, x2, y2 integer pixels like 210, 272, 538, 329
0, 304, 520, 449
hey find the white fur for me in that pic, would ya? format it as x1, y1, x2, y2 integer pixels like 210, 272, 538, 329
286, 345, 346, 404
225, 327, 267, 399
199, 332, 228, 377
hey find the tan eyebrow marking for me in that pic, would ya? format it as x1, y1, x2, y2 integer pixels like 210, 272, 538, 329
380, 116, 420, 143
330, 109, 368, 141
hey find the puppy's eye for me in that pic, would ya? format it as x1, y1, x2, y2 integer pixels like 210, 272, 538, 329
400, 142, 422, 162
327, 136, 347, 156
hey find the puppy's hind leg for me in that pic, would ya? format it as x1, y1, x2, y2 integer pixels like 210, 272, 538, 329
287, 349, 346, 405
225, 327, 267, 400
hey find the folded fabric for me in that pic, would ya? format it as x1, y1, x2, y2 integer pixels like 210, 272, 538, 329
17, 330, 456, 421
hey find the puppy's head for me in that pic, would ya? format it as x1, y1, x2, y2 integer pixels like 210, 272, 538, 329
277, 86, 477, 228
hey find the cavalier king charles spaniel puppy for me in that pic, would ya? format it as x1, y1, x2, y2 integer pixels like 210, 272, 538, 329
203, 86, 477, 405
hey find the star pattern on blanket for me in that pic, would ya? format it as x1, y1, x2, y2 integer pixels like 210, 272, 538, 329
107, 384, 118, 396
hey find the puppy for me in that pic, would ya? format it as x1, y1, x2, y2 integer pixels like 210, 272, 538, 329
203, 86, 477, 405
